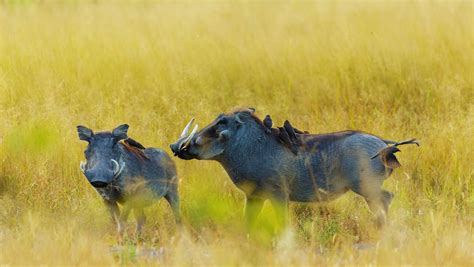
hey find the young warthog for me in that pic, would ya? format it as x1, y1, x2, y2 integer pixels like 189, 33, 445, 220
170, 108, 418, 228
77, 124, 181, 240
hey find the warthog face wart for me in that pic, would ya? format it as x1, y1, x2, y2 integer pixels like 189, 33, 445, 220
77, 125, 127, 188
170, 110, 254, 160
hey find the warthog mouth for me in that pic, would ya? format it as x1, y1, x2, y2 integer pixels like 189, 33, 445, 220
90, 181, 108, 188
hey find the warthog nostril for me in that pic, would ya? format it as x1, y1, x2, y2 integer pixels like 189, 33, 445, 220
91, 181, 108, 188
170, 143, 179, 155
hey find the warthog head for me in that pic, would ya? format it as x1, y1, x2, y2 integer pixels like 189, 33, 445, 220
77, 124, 127, 188
170, 108, 256, 160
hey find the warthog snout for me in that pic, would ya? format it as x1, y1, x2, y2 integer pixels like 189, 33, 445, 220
79, 159, 125, 187
170, 118, 199, 157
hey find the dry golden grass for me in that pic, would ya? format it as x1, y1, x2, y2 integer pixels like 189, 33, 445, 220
0, 1, 473, 265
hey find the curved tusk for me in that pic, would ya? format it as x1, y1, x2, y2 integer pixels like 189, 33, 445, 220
117, 162, 125, 177
179, 118, 195, 139
111, 159, 120, 175
79, 161, 87, 174
111, 159, 125, 178
181, 124, 198, 149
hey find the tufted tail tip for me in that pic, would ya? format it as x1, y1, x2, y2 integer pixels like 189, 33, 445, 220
371, 138, 419, 169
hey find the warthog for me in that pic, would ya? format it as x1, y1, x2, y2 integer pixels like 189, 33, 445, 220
77, 124, 181, 240
170, 108, 418, 228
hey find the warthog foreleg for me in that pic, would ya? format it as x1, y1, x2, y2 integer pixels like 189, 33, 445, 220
103, 200, 129, 243
133, 208, 146, 242
103, 200, 120, 224
269, 195, 289, 233
244, 197, 264, 229
117, 205, 131, 243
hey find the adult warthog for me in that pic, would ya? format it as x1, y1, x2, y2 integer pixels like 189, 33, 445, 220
77, 124, 181, 240
170, 108, 418, 228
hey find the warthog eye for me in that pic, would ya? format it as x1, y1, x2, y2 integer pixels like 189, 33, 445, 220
214, 118, 227, 133
218, 118, 227, 125
84, 148, 92, 158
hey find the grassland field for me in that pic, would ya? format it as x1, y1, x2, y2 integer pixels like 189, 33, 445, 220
0, 0, 473, 265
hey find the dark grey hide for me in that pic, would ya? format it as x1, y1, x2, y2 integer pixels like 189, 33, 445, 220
170, 108, 418, 227
78, 124, 180, 239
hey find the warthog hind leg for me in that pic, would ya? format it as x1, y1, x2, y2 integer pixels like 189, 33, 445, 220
363, 190, 394, 228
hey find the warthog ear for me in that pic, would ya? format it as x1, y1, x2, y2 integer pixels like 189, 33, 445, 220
77, 125, 93, 142
112, 124, 129, 141
235, 109, 254, 124
235, 113, 246, 124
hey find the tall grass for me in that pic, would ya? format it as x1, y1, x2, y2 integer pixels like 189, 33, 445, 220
0, 1, 473, 265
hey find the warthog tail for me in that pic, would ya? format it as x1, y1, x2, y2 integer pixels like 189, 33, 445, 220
371, 138, 419, 168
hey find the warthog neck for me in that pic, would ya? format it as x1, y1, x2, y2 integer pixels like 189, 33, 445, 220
216, 122, 293, 186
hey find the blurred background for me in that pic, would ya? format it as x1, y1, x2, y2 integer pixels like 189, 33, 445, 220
0, 0, 472, 265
